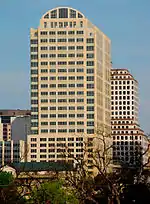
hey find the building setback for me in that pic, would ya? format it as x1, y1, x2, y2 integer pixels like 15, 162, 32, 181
111, 68, 148, 166
28, 7, 111, 170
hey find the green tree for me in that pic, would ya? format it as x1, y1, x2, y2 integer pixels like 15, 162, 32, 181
30, 180, 79, 204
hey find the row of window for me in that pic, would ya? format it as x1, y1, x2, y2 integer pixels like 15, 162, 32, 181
113, 135, 141, 140
111, 120, 134, 124
111, 106, 134, 110
39, 129, 94, 134
113, 141, 141, 146
43, 8, 83, 19
111, 86, 134, 90
111, 101, 135, 105
111, 116, 136, 120
112, 130, 138, 134
39, 37, 94, 43
38, 121, 94, 126
112, 76, 132, 80
31, 68, 94, 74
39, 91, 94, 96
31, 137, 83, 142
31, 83, 94, 90
111, 96, 135, 100
111, 91, 134, 95
31, 98, 94, 104
43, 21, 84, 29
31, 60, 94, 67
111, 80, 134, 85
40, 113, 94, 118
39, 106, 94, 111
31, 148, 84, 153
31, 76, 94, 81
35, 53, 94, 59
112, 111, 135, 116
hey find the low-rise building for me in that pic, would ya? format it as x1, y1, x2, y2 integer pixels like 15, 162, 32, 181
0, 109, 30, 141
0, 140, 26, 166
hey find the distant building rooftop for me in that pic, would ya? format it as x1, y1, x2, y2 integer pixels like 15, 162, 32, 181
0, 110, 31, 116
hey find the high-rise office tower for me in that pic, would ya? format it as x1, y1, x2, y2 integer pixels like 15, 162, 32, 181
111, 68, 148, 165
28, 7, 111, 166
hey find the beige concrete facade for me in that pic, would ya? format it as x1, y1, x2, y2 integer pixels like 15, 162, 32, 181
111, 68, 149, 165
28, 7, 111, 168
0, 140, 26, 166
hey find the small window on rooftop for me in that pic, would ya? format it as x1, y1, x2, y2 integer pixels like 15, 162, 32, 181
51, 10, 57, 18
44, 13, 49, 19
70, 9, 76, 18
78, 13, 83, 18
59, 8, 68, 18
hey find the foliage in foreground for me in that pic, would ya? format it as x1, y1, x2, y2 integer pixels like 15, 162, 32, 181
29, 180, 79, 204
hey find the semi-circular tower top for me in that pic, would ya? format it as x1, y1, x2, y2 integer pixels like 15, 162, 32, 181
42, 7, 85, 20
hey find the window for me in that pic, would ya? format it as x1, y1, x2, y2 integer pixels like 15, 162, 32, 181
58, 107, 67, 110
87, 99, 94, 104
87, 38, 94, 43
69, 114, 75, 118
68, 38, 75, 42
57, 31, 66, 35
31, 39, 38, 44
49, 69, 56, 73
69, 106, 75, 110
70, 9, 76, 18
87, 61, 94, 66
87, 53, 94, 58
77, 68, 84, 72
69, 122, 75, 125
49, 31, 56, 35
31, 138, 37, 142
57, 38, 67, 42
58, 114, 67, 118
68, 46, 75, 50
31, 47, 38, 52
87, 91, 94, 96
77, 114, 84, 118
51, 10, 57, 18
59, 8, 68, 18
77, 98, 84, 103
87, 106, 94, 111
77, 46, 84, 50
41, 39, 48, 43
87, 114, 94, 119
68, 31, 75, 35
87, 46, 94, 51
87, 69, 94, 74
77, 38, 84, 42
87, 76, 94, 81
77, 84, 84, 87
49, 46, 56, 50
77, 31, 84, 35
87, 121, 94, 126
77, 129, 84, 133
77, 76, 84, 80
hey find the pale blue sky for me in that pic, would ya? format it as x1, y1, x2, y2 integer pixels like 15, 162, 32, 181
0, 0, 150, 132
